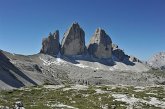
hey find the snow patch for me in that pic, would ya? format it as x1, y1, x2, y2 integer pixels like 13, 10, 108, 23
74, 63, 100, 70
74, 64, 89, 68
39, 56, 66, 66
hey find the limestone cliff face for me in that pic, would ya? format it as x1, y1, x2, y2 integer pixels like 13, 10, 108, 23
88, 28, 112, 59
112, 44, 140, 63
147, 52, 165, 69
39, 22, 140, 63
61, 23, 86, 56
40, 30, 60, 56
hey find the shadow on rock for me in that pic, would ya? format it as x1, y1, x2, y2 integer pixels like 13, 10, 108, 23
60, 54, 116, 66
0, 51, 37, 88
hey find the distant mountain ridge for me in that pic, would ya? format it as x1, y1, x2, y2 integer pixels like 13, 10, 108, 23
0, 49, 152, 90
147, 52, 165, 70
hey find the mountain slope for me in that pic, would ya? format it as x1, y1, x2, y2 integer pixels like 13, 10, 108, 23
147, 52, 165, 69
0, 50, 68, 90
2, 49, 165, 90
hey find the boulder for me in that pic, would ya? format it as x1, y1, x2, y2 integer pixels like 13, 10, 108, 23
40, 30, 60, 56
14, 101, 25, 109
88, 28, 112, 59
61, 22, 86, 56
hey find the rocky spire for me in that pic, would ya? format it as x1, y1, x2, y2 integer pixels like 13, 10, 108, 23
88, 28, 112, 59
61, 22, 86, 56
40, 30, 60, 56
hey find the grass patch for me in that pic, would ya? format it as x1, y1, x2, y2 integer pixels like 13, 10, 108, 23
0, 85, 165, 109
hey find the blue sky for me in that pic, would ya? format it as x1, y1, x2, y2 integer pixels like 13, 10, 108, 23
0, 0, 165, 60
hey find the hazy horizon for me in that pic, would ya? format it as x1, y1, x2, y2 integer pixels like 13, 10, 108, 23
0, 0, 165, 61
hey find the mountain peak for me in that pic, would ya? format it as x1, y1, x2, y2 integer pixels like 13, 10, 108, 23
61, 23, 85, 56
88, 28, 112, 59
40, 30, 60, 56
147, 52, 165, 69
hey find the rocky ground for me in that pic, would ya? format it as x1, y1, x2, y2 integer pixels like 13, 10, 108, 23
0, 84, 165, 109
2, 22, 163, 90
1, 22, 165, 108
1, 50, 165, 90
1, 50, 165, 109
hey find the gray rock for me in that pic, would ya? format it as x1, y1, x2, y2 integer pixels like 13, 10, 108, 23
61, 23, 85, 56
129, 56, 140, 62
112, 44, 125, 61
112, 48, 126, 61
161, 66, 165, 70
40, 30, 60, 56
0, 49, 160, 89
147, 52, 165, 69
112, 44, 119, 50
88, 28, 112, 59
14, 101, 25, 109
112, 45, 140, 63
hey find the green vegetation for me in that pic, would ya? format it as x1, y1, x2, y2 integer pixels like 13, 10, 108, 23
146, 69, 165, 77
0, 85, 165, 109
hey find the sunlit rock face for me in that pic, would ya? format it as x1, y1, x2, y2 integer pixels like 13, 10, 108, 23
88, 28, 112, 59
147, 52, 165, 69
61, 23, 86, 56
40, 30, 60, 56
